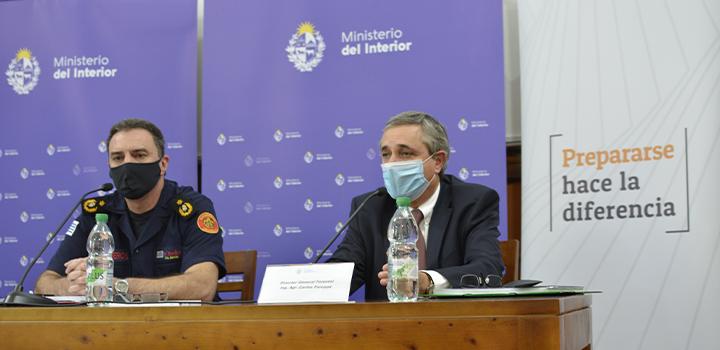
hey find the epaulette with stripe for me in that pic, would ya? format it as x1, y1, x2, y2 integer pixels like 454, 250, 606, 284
174, 195, 196, 219
82, 196, 109, 214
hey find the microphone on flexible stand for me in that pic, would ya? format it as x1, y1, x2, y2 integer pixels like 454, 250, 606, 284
2, 183, 114, 306
312, 187, 386, 264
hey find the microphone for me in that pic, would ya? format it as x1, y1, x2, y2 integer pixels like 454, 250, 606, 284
312, 187, 386, 264
2, 183, 114, 306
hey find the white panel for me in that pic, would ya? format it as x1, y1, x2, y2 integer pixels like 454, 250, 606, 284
518, 0, 720, 348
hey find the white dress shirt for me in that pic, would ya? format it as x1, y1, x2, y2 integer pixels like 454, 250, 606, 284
386, 181, 450, 290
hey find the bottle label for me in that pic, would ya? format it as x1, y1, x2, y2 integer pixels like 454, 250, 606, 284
87, 267, 106, 284
390, 258, 418, 278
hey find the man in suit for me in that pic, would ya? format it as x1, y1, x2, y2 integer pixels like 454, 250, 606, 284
329, 111, 504, 300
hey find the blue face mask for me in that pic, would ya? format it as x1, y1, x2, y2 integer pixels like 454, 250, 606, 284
381, 155, 436, 200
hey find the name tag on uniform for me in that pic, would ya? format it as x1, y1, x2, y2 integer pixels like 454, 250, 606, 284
257, 262, 354, 304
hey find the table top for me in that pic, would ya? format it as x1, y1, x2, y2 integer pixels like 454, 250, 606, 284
0, 294, 592, 321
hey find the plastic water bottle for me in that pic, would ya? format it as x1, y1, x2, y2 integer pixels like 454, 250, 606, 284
387, 196, 419, 302
86, 213, 114, 305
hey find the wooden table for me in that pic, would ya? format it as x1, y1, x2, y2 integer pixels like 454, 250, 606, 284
0, 295, 591, 349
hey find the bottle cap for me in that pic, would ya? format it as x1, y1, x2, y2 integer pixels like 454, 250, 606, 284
395, 197, 411, 207
95, 213, 108, 223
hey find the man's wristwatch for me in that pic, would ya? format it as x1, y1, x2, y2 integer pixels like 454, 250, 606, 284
422, 272, 435, 294
115, 278, 129, 295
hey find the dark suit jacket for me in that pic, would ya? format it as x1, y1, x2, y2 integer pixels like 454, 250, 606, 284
328, 174, 504, 300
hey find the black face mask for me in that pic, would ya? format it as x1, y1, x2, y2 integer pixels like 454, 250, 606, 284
109, 160, 162, 200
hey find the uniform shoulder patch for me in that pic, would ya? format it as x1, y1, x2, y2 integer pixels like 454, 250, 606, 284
196, 212, 219, 234
82, 197, 107, 214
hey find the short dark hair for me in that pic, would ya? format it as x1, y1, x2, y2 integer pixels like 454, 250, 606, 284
384, 111, 450, 172
106, 118, 165, 157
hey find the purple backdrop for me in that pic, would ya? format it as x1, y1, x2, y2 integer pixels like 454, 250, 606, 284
202, 0, 507, 299
0, 0, 198, 298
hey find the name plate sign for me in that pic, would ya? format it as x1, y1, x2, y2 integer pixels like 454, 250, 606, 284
257, 262, 354, 304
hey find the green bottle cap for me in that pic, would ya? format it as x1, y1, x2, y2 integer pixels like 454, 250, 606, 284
95, 213, 108, 223
395, 197, 411, 207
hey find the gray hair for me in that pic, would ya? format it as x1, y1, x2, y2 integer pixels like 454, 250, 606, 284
107, 118, 165, 158
384, 111, 450, 172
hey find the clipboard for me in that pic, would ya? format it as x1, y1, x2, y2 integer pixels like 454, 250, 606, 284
428, 285, 600, 298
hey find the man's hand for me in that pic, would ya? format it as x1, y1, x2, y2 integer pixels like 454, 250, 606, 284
64, 257, 87, 295
378, 263, 431, 292
34, 257, 88, 296
125, 262, 219, 301
378, 263, 389, 286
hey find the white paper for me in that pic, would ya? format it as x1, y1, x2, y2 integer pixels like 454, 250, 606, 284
47, 295, 86, 303
46, 296, 201, 306
105, 300, 201, 307
257, 262, 354, 304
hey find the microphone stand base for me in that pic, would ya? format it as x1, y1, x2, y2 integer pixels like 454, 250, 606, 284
2, 291, 58, 306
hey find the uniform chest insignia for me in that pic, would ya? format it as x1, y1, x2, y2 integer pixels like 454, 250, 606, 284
176, 198, 194, 217
197, 212, 219, 234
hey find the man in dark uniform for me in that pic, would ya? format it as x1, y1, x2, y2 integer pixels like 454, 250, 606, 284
35, 118, 225, 301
